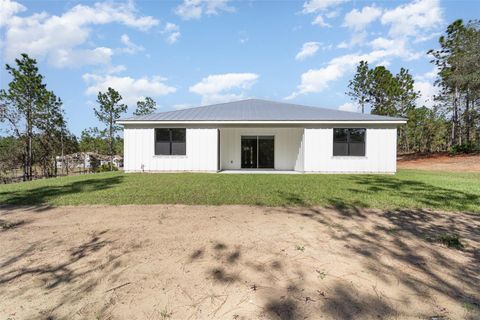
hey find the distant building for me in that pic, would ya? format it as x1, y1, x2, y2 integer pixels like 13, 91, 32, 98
55, 152, 123, 171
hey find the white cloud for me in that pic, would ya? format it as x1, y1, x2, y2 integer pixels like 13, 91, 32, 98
312, 15, 331, 28
343, 6, 382, 31
337, 31, 367, 49
295, 42, 320, 61
161, 22, 181, 44
303, 0, 349, 27
338, 102, 358, 112
83, 73, 176, 106
120, 34, 144, 54
370, 37, 422, 60
105, 64, 127, 75
325, 10, 340, 19
175, 0, 234, 20
0, 0, 25, 27
2, 1, 159, 67
189, 73, 259, 105
286, 40, 422, 99
302, 0, 349, 14
415, 68, 439, 108
381, 0, 442, 40
415, 81, 438, 108
53, 47, 114, 68
173, 103, 194, 110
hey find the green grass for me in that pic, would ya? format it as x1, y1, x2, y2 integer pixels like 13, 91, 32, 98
0, 169, 479, 212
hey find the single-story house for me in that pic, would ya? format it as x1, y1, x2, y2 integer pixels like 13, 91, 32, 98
117, 99, 406, 173
56, 152, 123, 170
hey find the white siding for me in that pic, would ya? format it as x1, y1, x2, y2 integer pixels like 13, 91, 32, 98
124, 125, 218, 172
220, 127, 304, 170
123, 123, 398, 173
303, 124, 397, 173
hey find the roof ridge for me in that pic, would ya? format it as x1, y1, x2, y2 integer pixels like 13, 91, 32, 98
120, 98, 406, 122
149, 98, 257, 117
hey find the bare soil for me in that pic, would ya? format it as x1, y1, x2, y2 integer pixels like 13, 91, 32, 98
398, 153, 480, 172
0, 205, 479, 320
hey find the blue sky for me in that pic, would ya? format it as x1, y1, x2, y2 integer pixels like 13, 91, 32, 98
1, 0, 479, 136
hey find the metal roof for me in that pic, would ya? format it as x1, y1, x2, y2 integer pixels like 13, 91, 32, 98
119, 99, 405, 122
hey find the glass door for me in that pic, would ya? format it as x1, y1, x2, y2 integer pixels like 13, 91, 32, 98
241, 136, 274, 169
258, 136, 274, 168
241, 136, 257, 168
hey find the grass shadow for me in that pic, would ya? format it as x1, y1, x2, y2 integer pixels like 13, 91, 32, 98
0, 175, 123, 208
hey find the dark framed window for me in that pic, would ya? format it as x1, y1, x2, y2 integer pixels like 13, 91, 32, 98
155, 128, 186, 155
333, 128, 366, 156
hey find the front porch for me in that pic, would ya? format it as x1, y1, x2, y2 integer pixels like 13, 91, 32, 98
218, 127, 305, 172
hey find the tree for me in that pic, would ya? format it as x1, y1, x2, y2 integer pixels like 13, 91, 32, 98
395, 68, 419, 152
368, 66, 400, 117
0, 53, 49, 180
36, 91, 69, 176
347, 61, 440, 153
134, 97, 157, 116
347, 61, 371, 114
94, 88, 127, 170
79, 127, 107, 154
429, 19, 480, 149
0, 136, 23, 182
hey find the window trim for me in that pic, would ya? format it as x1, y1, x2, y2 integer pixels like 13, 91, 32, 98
154, 128, 186, 156
332, 128, 366, 157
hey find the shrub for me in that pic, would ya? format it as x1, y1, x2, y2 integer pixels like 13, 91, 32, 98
449, 143, 477, 155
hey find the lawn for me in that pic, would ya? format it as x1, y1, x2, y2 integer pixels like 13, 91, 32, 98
0, 169, 479, 212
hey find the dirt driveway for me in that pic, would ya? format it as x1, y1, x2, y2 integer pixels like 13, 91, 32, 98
0, 205, 479, 320
397, 153, 480, 172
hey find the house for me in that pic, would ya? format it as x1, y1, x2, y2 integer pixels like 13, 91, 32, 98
117, 99, 406, 173
56, 152, 123, 171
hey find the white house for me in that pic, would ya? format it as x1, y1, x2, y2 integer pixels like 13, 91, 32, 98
117, 99, 406, 173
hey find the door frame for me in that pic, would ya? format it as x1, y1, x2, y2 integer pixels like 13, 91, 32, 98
240, 135, 275, 169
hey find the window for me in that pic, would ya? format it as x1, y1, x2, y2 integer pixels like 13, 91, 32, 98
155, 128, 186, 155
333, 128, 365, 156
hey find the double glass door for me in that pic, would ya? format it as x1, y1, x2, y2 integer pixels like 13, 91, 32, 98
241, 136, 274, 169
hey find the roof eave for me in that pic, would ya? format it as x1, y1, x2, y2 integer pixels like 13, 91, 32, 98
116, 119, 407, 125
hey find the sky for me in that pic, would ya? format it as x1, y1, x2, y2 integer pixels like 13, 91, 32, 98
0, 0, 479, 136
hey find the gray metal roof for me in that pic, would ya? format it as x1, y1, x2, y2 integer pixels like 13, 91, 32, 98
120, 99, 405, 122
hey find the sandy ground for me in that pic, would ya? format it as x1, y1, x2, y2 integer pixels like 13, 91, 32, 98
397, 153, 480, 172
0, 205, 479, 320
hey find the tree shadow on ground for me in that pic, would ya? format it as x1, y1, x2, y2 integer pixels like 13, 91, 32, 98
0, 218, 29, 231
350, 175, 480, 213
271, 188, 480, 319
0, 175, 123, 210
0, 229, 127, 318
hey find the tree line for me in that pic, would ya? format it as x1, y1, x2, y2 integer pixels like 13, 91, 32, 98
1, 18, 478, 181
0, 54, 157, 181
347, 19, 480, 154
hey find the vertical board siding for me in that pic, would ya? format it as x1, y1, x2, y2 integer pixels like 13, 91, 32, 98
220, 128, 304, 170
303, 125, 397, 173
123, 124, 397, 173
124, 125, 218, 172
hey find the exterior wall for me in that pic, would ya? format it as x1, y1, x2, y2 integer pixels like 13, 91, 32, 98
303, 124, 397, 173
123, 124, 218, 172
220, 127, 304, 170
122, 123, 398, 173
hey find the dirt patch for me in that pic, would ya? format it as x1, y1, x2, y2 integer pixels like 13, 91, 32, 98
0, 205, 479, 319
398, 153, 480, 172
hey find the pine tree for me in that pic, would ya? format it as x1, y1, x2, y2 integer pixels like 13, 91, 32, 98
134, 97, 157, 116
94, 88, 127, 170
0, 54, 49, 180
347, 61, 371, 114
